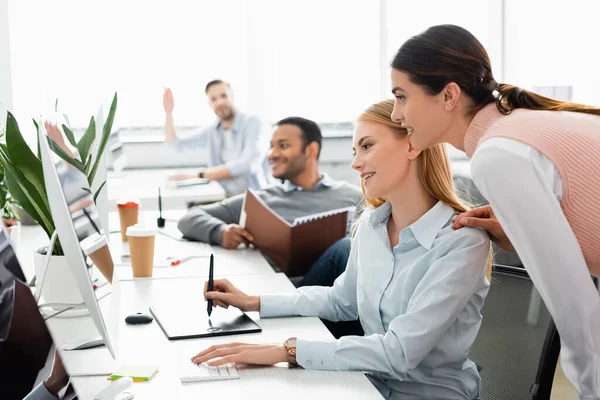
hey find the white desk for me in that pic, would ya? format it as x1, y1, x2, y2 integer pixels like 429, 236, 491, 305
111, 232, 276, 280
17, 217, 276, 283
18, 222, 381, 398
107, 168, 226, 211
48, 274, 382, 399
107, 211, 276, 279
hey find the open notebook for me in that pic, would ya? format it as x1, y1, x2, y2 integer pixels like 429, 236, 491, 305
240, 189, 355, 276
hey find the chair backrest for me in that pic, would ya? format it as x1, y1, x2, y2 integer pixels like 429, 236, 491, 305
469, 265, 560, 400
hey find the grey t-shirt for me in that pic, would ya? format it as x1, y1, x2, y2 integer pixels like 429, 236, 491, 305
177, 178, 363, 245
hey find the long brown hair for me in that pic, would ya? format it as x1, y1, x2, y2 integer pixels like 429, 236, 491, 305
391, 24, 600, 117
358, 100, 492, 280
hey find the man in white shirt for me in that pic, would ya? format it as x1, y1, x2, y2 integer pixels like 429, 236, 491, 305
164, 80, 270, 196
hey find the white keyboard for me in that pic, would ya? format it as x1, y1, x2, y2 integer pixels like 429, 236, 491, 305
179, 358, 239, 383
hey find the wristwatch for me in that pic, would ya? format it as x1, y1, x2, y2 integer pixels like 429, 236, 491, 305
284, 337, 298, 366
198, 171, 204, 179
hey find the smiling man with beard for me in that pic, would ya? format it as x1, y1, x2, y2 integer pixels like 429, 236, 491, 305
177, 116, 361, 252
164, 80, 270, 196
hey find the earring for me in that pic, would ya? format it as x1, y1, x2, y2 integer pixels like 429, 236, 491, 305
445, 102, 453, 110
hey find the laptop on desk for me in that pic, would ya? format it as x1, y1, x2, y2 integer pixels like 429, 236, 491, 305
156, 222, 187, 242
156, 220, 209, 245
150, 298, 261, 340
166, 177, 210, 189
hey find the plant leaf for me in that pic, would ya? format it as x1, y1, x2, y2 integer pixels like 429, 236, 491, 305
77, 116, 96, 165
47, 137, 85, 171
33, 119, 41, 160
88, 92, 117, 185
61, 124, 78, 148
93, 180, 107, 203
0, 181, 7, 210
0, 149, 54, 238
84, 153, 93, 175
5, 113, 48, 210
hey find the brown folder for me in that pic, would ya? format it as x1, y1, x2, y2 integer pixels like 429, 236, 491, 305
240, 189, 355, 277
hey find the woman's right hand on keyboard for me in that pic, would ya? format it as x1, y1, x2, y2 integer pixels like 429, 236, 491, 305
204, 279, 260, 312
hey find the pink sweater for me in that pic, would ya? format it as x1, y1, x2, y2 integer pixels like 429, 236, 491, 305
464, 104, 600, 276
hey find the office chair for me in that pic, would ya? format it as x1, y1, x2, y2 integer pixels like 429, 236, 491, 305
469, 264, 560, 400
452, 170, 523, 268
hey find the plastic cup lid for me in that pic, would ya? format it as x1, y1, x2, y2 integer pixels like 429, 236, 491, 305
117, 199, 140, 208
126, 225, 156, 237
80, 232, 108, 255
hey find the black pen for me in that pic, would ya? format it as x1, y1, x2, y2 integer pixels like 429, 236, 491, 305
157, 187, 165, 228
207, 254, 214, 317
158, 187, 162, 217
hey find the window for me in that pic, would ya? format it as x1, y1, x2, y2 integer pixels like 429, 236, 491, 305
7, 0, 383, 140
245, 0, 381, 123
504, 0, 600, 106
385, 0, 503, 95
8, 0, 247, 140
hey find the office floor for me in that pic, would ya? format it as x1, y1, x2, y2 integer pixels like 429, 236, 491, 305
551, 358, 578, 399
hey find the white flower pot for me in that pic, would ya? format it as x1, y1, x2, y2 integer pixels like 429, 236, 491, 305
34, 247, 83, 307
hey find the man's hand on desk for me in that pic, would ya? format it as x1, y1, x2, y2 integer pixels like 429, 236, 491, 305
191, 343, 287, 367
168, 173, 200, 181
220, 224, 254, 249
204, 279, 260, 312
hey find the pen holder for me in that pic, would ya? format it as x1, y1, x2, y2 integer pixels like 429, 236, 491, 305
156, 217, 165, 228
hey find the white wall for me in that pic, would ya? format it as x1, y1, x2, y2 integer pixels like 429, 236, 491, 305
0, 0, 13, 125
504, 0, 600, 105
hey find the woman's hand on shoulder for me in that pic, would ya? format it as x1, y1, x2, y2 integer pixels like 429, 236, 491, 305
452, 205, 515, 252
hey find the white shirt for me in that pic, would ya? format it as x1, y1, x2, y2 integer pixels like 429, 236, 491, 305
173, 111, 267, 196
220, 128, 237, 163
261, 201, 490, 399
471, 137, 600, 399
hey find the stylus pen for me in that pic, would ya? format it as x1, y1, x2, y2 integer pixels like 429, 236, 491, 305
207, 254, 214, 317
158, 187, 163, 219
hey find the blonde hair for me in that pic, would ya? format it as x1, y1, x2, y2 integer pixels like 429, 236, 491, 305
357, 99, 492, 281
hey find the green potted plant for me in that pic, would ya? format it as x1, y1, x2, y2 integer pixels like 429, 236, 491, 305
0, 93, 117, 306
0, 162, 21, 241
0, 125, 21, 247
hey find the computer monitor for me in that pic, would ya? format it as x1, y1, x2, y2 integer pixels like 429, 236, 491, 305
38, 121, 116, 359
0, 222, 74, 399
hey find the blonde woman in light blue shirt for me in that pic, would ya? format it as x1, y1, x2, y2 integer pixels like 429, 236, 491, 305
195, 99, 492, 400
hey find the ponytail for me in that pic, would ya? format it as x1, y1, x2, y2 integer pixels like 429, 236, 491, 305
494, 84, 600, 116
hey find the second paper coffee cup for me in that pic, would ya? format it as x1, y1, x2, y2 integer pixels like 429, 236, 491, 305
126, 225, 156, 278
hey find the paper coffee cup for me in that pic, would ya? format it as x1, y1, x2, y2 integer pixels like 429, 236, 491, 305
81, 233, 115, 283
126, 225, 156, 278
117, 199, 140, 242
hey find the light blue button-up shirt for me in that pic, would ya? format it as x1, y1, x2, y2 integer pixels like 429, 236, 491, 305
175, 110, 269, 196
261, 201, 490, 399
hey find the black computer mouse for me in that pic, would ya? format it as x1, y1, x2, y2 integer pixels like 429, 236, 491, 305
125, 312, 153, 325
